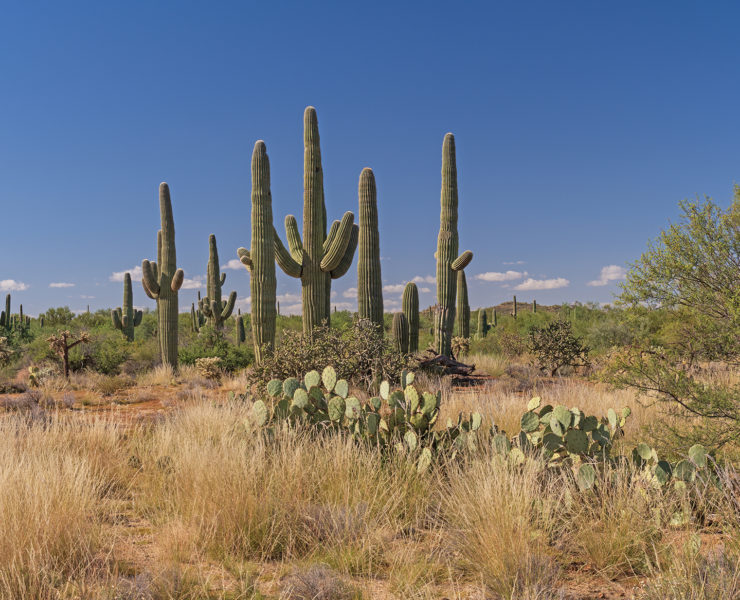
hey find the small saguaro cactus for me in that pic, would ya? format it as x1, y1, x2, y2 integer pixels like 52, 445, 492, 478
190, 303, 199, 333
391, 312, 409, 355
141, 183, 184, 369
456, 271, 470, 339
434, 133, 473, 356
111, 272, 142, 341
493, 308, 498, 327
199, 234, 237, 329
235, 314, 246, 346
477, 308, 488, 338
512, 295, 518, 319
1, 294, 10, 329
238, 140, 277, 364
533, 299, 537, 313
39, 315, 45, 328
357, 167, 383, 328
273, 107, 359, 335
402, 282, 419, 353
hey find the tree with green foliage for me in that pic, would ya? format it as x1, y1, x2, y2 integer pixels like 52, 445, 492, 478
611, 192, 740, 449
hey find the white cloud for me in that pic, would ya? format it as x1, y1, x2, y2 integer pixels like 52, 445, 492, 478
80, 295, 95, 299
331, 302, 355, 311
475, 270, 526, 282
383, 284, 406, 295
49, 282, 75, 288
588, 265, 627, 287
110, 266, 143, 282
0, 280, 29, 291
277, 292, 301, 303
420, 287, 431, 293
221, 259, 243, 270
514, 277, 570, 291
181, 276, 203, 290
343, 287, 358, 299
283, 303, 303, 315
412, 275, 435, 284
503, 260, 526, 265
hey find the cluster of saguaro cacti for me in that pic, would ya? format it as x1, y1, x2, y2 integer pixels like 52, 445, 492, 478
477, 308, 488, 338
111, 272, 142, 341
357, 167, 383, 328
199, 234, 236, 329
238, 141, 277, 364
434, 133, 473, 356
402, 283, 419, 353
142, 183, 184, 369
391, 312, 409, 354
272, 107, 358, 335
456, 271, 470, 339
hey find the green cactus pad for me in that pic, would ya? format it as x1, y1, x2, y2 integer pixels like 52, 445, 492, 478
379, 380, 390, 401
543, 432, 563, 451
549, 413, 566, 437
322, 366, 337, 391
493, 433, 511, 455
366, 412, 380, 435
636, 443, 652, 461
267, 379, 283, 398
334, 379, 349, 399
688, 444, 707, 468
521, 411, 540, 432
308, 386, 324, 404
404, 430, 418, 451
674, 459, 695, 482
292, 388, 309, 409
251, 400, 268, 427
328, 396, 346, 422
471, 412, 482, 431
389, 390, 405, 408
345, 396, 361, 420
368, 396, 381, 411
564, 429, 588, 454
410, 413, 429, 431
607, 408, 618, 430
580, 415, 598, 432
553, 405, 572, 429
421, 392, 438, 416
527, 397, 541, 411
577, 464, 596, 491
508, 447, 526, 466
654, 461, 672, 485
304, 370, 321, 389
404, 385, 419, 408
417, 448, 432, 473
283, 377, 301, 399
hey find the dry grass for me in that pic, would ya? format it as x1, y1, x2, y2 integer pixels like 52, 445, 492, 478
0, 369, 736, 598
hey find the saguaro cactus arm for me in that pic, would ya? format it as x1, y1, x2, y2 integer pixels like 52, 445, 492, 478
320, 211, 355, 272
111, 308, 122, 329
142, 260, 161, 298
452, 250, 473, 271
237, 247, 253, 273
274, 225, 303, 277
330, 224, 358, 279
171, 269, 184, 291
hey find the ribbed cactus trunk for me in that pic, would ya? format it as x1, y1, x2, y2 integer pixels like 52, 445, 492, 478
477, 308, 488, 338
112, 272, 142, 341
434, 133, 473, 356
456, 271, 470, 338
200, 234, 236, 329
402, 282, 419, 353
391, 312, 409, 355
235, 314, 246, 345
238, 141, 277, 364
190, 303, 199, 332
274, 107, 358, 337
357, 168, 383, 328
142, 183, 184, 369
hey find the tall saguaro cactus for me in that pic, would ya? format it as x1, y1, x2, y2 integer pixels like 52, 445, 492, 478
111, 272, 142, 341
238, 140, 277, 363
434, 133, 473, 356
477, 308, 488, 338
402, 282, 419, 353
199, 234, 236, 329
357, 168, 383, 328
456, 271, 470, 338
142, 183, 184, 369
273, 107, 358, 335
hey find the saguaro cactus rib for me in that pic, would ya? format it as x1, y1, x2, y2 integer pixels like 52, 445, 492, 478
141, 182, 183, 368
238, 140, 277, 364
273, 107, 357, 334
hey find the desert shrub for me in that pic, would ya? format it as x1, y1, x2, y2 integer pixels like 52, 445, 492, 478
89, 373, 135, 396
40, 306, 75, 327
179, 324, 253, 372
69, 334, 131, 374
250, 319, 406, 390
528, 320, 589, 376
195, 357, 223, 380
497, 330, 527, 357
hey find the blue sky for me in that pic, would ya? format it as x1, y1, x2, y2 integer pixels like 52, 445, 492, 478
2, 1, 739, 315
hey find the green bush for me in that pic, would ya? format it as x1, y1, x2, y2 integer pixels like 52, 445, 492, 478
528, 320, 589, 376
179, 324, 253, 372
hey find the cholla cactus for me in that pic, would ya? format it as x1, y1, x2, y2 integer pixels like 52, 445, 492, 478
434, 133, 473, 356
111, 272, 142, 341
199, 234, 236, 329
141, 183, 184, 369
273, 107, 358, 335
